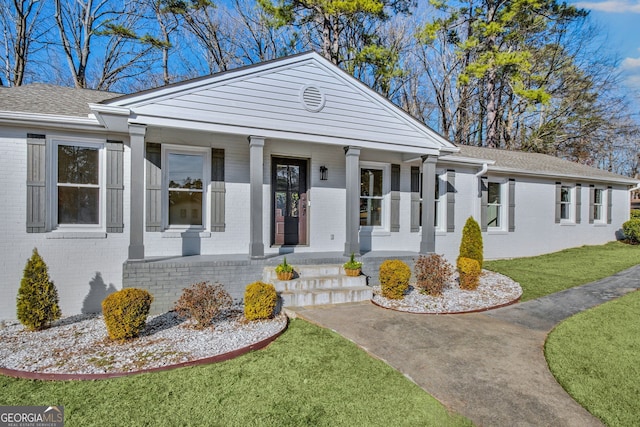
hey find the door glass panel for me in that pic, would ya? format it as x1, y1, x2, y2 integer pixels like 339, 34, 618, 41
290, 192, 299, 217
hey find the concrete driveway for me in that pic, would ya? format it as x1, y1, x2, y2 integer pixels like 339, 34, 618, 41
290, 265, 640, 426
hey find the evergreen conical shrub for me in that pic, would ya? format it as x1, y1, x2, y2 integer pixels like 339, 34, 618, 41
458, 217, 483, 268
17, 248, 62, 331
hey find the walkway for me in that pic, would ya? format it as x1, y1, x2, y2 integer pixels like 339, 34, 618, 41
291, 265, 640, 426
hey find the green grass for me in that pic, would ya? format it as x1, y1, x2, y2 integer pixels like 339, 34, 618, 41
484, 242, 640, 301
545, 290, 640, 426
0, 319, 470, 427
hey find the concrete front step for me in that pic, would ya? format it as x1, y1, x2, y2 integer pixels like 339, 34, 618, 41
279, 286, 373, 307
263, 264, 371, 307
271, 275, 366, 292
263, 264, 353, 281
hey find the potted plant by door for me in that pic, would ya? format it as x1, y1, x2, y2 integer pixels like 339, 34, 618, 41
275, 257, 294, 280
343, 253, 362, 277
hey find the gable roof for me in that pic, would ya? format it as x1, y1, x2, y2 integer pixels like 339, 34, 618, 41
0, 84, 120, 117
442, 145, 638, 185
103, 52, 456, 154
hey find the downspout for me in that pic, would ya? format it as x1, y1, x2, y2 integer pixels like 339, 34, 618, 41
475, 163, 488, 177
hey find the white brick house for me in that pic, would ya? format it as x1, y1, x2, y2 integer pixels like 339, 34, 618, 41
0, 52, 637, 319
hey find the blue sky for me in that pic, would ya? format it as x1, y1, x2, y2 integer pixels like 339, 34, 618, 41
572, 0, 640, 109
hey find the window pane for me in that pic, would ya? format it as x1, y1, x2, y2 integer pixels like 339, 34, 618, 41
488, 182, 501, 204
169, 191, 202, 225
434, 176, 439, 200
359, 198, 381, 226
168, 153, 203, 190
488, 205, 500, 227
361, 169, 382, 197
58, 187, 99, 224
561, 187, 571, 202
561, 203, 569, 220
594, 189, 602, 204
58, 145, 98, 184
594, 205, 602, 220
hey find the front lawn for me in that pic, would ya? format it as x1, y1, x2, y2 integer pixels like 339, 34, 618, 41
484, 241, 640, 301
545, 290, 640, 426
0, 319, 470, 427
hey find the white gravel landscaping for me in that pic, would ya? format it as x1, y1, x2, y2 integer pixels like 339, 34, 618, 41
372, 270, 522, 313
0, 308, 287, 375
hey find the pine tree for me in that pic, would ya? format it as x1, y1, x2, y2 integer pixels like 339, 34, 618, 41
16, 248, 62, 331
458, 217, 483, 268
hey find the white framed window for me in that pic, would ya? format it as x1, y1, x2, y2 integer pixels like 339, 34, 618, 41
593, 188, 605, 222
360, 162, 389, 229
162, 145, 210, 230
560, 185, 573, 222
50, 137, 105, 230
486, 180, 508, 231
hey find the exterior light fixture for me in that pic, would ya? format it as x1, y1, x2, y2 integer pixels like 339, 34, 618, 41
320, 166, 328, 181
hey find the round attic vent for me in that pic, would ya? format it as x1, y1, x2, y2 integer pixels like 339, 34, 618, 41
300, 85, 326, 112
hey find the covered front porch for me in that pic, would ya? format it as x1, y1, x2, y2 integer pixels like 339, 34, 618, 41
123, 251, 418, 314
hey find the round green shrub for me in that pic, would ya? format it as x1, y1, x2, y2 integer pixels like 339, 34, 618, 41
458, 216, 483, 268
102, 288, 153, 340
622, 218, 640, 244
244, 281, 278, 321
17, 248, 61, 331
380, 259, 411, 300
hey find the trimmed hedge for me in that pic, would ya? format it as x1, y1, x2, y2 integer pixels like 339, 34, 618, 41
380, 260, 411, 300
244, 281, 277, 320
102, 288, 153, 340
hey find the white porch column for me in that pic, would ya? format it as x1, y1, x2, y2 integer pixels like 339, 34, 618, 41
128, 124, 147, 260
420, 154, 438, 254
344, 146, 361, 256
249, 136, 265, 259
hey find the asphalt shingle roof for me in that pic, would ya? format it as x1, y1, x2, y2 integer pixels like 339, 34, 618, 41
447, 145, 636, 184
0, 84, 635, 185
0, 84, 120, 117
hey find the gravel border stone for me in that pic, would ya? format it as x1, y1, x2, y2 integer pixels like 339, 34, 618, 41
0, 308, 287, 378
372, 270, 522, 314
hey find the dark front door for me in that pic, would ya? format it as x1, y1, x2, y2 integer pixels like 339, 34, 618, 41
272, 157, 308, 246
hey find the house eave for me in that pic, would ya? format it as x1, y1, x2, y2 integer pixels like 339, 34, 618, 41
0, 110, 106, 132
488, 166, 639, 185
131, 114, 446, 155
